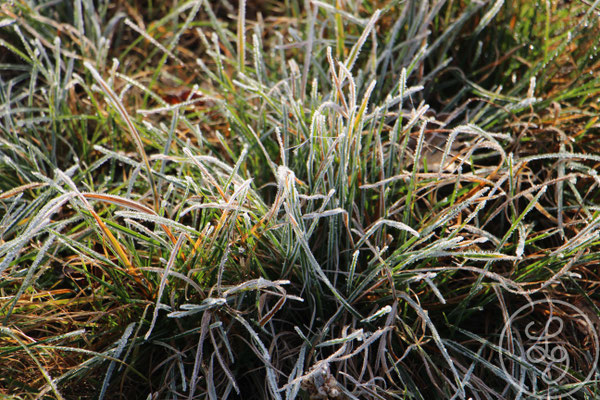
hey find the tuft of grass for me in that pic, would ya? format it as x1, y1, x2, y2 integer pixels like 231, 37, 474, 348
1, 0, 600, 399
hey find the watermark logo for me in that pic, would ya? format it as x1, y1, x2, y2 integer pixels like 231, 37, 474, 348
499, 299, 599, 399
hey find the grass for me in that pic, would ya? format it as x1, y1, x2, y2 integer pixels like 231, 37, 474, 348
1, 0, 600, 398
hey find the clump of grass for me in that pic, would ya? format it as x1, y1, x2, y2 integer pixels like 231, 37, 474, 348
1, 0, 600, 399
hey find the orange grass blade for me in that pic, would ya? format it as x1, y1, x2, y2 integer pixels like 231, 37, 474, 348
82, 192, 178, 245
55, 171, 152, 297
